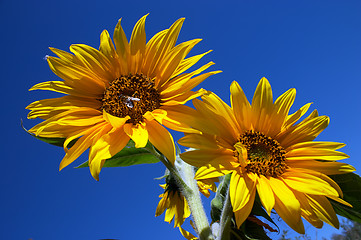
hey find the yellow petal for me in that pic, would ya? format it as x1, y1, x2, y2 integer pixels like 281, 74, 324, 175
164, 208, 175, 223
161, 70, 221, 99
234, 186, 256, 228
69, 44, 113, 79
306, 194, 339, 228
123, 122, 148, 148
29, 81, 96, 98
230, 172, 255, 212
160, 61, 220, 98
47, 57, 106, 94
155, 192, 168, 217
173, 50, 213, 77
282, 171, 339, 197
283, 103, 312, 130
190, 97, 238, 145
144, 18, 184, 77
30, 107, 103, 136
156, 39, 201, 87
278, 115, 329, 148
269, 88, 296, 136
99, 29, 120, 76
286, 147, 349, 161
293, 191, 323, 228
26, 95, 100, 120
88, 127, 130, 180
195, 166, 232, 180
180, 149, 234, 168
233, 142, 247, 167
129, 14, 148, 73
230, 81, 252, 131
179, 227, 197, 240
59, 122, 109, 171
194, 156, 238, 179
160, 61, 215, 95
256, 175, 275, 215
142, 29, 168, 76
178, 133, 219, 150
201, 92, 241, 135
183, 197, 191, 218
287, 159, 355, 175
162, 89, 207, 106
286, 141, 346, 151
269, 177, 303, 233
327, 196, 352, 208
143, 109, 167, 124
103, 110, 130, 129
251, 77, 273, 134
113, 18, 130, 73
49, 47, 77, 62
160, 105, 199, 134
288, 168, 343, 198
145, 119, 176, 164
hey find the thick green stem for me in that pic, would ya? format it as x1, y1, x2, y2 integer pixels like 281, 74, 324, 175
147, 146, 213, 240
180, 160, 214, 240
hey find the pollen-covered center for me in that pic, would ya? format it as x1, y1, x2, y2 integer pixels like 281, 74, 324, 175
238, 130, 287, 177
101, 73, 161, 125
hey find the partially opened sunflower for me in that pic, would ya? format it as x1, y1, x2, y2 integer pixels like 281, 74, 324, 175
26, 15, 220, 180
155, 181, 190, 227
179, 77, 355, 233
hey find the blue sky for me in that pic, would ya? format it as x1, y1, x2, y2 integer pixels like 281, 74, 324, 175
1, 0, 361, 239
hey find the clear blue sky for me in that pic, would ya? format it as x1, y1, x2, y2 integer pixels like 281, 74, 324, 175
1, 0, 361, 239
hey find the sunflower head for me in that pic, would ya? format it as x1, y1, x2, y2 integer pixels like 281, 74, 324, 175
235, 130, 287, 177
26, 15, 220, 180
179, 77, 355, 233
155, 174, 191, 227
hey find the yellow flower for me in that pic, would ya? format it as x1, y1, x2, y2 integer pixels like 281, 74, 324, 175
179, 77, 355, 234
155, 182, 191, 227
26, 15, 220, 180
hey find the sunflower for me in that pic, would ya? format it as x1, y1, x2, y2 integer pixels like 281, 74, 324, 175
179, 77, 355, 233
155, 180, 191, 227
26, 15, 220, 180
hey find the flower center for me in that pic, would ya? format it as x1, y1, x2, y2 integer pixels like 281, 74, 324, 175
101, 73, 161, 125
165, 175, 182, 197
237, 130, 287, 177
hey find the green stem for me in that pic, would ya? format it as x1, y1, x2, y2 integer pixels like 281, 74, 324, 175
217, 188, 232, 240
180, 160, 214, 240
146, 146, 188, 191
147, 146, 213, 240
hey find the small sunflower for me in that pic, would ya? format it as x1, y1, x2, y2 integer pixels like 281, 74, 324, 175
26, 15, 220, 180
155, 179, 191, 227
179, 77, 355, 233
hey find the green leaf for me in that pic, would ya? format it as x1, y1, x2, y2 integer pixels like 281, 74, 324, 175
229, 218, 272, 240
330, 173, 361, 223
240, 219, 272, 240
330, 200, 361, 223
76, 140, 159, 168
22, 120, 77, 148
250, 198, 278, 230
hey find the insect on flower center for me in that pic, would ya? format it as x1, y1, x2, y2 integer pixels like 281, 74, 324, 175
101, 73, 161, 125
237, 130, 287, 177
